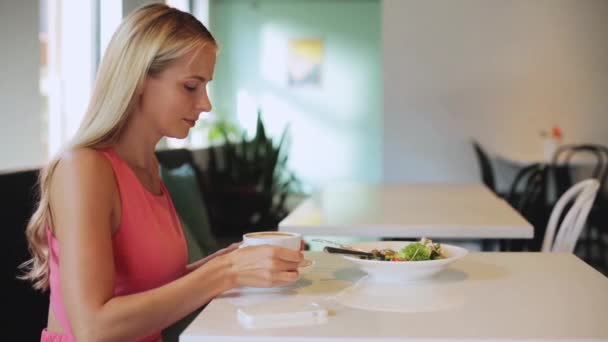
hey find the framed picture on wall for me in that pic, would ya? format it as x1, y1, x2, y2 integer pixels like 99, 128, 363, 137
287, 38, 323, 87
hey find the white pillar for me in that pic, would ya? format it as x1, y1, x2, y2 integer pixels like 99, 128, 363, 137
99, 0, 122, 59
58, 0, 96, 148
192, 0, 210, 26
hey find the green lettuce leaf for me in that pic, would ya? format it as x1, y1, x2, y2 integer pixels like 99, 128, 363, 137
399, 242, 432, 261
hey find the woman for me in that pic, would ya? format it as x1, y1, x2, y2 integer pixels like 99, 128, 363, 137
21, 4, 303, 341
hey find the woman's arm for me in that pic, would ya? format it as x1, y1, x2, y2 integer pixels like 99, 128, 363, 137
50, 149, 302, 341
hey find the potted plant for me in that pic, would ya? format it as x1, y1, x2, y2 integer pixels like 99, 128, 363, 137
204, 110, 302, 237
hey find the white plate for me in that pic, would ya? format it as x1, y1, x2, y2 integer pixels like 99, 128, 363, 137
341, 241, 468, 282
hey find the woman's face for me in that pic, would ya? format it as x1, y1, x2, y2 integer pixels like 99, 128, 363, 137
139, 44, 216, 139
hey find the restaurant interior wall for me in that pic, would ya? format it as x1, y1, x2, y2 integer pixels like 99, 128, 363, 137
383, 0, 608, 185
210, 0, 383, 189
0, 1, 42, 170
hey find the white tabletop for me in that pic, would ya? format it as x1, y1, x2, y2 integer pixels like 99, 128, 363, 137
181, 252, 608, 342
278, 183, 532, 239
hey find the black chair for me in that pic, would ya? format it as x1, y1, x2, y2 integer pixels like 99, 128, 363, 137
1, 168, 50, 340
472, 141, 497, 194
501, 163, 550, 251
472, 141, 507, 250
551, 144, 608, 272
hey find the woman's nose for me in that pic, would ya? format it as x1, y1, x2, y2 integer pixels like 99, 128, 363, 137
196, 92, 212, 113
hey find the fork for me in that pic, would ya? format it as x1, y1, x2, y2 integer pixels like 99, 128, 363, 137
323, 246, 374, 258
311, 239, 365, 252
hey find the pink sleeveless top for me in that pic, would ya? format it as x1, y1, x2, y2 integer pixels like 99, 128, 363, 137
44, 148, 188, 342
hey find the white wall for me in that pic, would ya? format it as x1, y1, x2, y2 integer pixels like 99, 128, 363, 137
383, 0, 608, 183
0, 1, 43, 170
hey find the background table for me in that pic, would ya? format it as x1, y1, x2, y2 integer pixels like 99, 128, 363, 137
279, 183, 533, 239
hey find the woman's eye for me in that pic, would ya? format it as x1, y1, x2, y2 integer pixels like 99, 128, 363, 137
184, 84, 198, 92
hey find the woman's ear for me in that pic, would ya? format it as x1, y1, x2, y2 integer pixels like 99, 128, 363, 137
133, 81, 145, 108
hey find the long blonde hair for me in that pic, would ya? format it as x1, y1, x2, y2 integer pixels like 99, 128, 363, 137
21, 3, 216, 290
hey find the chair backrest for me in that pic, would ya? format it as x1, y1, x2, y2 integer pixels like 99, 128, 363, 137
156, 148, 196, 169
508, 163, 548, 212
541, 179, 600, 253
506, 163, 550, 251
551, 144, 608, 196
472, 141, 496, 192
155, 148, 215, 224
0, 168, 50, 340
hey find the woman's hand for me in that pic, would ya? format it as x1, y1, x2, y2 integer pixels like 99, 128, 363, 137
225, 245, 303, 288
188, 236, 306, 272
186, 242, 242, 273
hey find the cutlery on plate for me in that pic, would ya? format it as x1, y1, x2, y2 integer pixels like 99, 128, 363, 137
323, 246, 374, 258
312, 239, 365, 252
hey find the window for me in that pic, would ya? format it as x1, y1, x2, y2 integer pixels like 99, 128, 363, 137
164, 0, 213, 150
39, 0, 49, 159
41, 0, 212, 156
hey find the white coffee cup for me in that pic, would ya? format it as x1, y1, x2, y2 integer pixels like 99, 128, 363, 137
241, 231, 302, 250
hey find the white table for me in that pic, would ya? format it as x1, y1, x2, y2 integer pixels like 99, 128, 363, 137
181, 252, 608, 342
278, 183, 532, 239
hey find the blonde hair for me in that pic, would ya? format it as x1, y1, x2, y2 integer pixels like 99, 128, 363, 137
21, 3, 216, 290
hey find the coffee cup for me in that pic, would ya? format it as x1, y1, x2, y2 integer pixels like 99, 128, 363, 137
241, 231, 301, 250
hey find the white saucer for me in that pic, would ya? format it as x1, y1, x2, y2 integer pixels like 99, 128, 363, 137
237, 259, 315, 292
299, 258, 314, 273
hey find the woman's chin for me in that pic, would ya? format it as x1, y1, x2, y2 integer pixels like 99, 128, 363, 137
166, 131, 189, 140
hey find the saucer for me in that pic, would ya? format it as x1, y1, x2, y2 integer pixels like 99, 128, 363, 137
237, 259, 315, 292
299, 258, 314, 268
298, 259, 315, 274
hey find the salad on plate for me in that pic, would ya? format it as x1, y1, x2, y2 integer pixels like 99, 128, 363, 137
362, 238, 443, 262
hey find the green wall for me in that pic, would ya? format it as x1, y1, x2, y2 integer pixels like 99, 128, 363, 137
210, 0, 382, 188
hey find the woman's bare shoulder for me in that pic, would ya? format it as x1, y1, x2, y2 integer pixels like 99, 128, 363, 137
52, 147, 117, 198
56, 147, 113, 173
59, 147, 110, 167
49, 148, 119, 236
